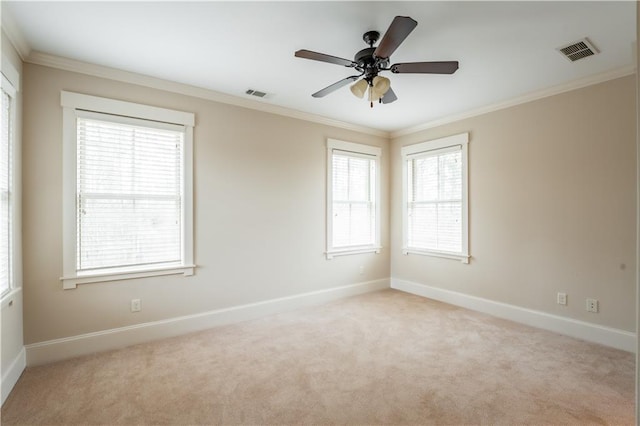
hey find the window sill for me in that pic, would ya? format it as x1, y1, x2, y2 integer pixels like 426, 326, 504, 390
61, 264, 196, 289
402, 248, 470, 264
326, 247, 381, 260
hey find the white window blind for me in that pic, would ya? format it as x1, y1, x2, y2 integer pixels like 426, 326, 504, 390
76, 113, 184, 273
0, 88, 12, 295
332, 152, 376, 248
62, 91, 194, 289
402, 132, 469, 262
407, 147, 462, 253
326, 139, 381, 259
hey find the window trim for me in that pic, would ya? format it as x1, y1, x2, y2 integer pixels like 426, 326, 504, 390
1, 69, 18, 298
401, 132, 470, 263
326, 139, 381, 259
60, 91, 195, 289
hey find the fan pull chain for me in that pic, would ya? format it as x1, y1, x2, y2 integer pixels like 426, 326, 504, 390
369, 85, 374, 108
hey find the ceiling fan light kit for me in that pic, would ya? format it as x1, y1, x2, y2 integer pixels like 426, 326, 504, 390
350, 78, 368, 99
371, 76, 391, 99
350, 76, 390, 104
295, 16, 459, 108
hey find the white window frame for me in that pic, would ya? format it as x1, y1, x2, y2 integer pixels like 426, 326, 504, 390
1, 61, 19, 300
326, 138, 381, 259
61, 91, 195, 289
401, 132, 469, 263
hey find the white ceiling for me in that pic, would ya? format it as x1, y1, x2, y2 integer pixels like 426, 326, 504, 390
2, 1, 636, 133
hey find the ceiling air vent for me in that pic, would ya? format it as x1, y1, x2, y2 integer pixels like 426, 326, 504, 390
245, 89, 268, 98
557, 38, 599, 62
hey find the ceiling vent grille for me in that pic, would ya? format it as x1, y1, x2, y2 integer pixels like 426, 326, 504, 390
557, 38, 599, 62
245, 89, 268, 98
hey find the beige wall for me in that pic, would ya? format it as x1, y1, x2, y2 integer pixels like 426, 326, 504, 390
17, 50, 639, 345
391, 75, 637, 331
21, 63, 390, 344
1, 29, 24, 385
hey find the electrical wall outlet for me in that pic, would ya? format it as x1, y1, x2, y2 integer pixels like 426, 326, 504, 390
131, 299, 141, 313
586, 298, 598, 313
359, 266, 364, 275
557, 292, 567, 305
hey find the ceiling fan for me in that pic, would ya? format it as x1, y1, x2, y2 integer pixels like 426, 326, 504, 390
294, 16, 459, 107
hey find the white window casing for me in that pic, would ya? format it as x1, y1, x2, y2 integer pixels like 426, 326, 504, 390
401, 132, 469, 263
326, 139, 381, 259
0, 72, 17, 298
61, 91, 195, 289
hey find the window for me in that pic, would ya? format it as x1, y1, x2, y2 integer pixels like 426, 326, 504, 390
326, 139, 381, 259
401, 133, 469, 263
61, 92, 195, 289
1, 74, 16, 297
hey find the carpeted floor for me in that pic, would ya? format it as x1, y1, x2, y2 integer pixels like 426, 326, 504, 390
1, 289, 635, 425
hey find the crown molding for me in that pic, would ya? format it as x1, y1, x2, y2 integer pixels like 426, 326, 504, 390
1, 8, 31, 60
391, 65, 637, 139
26, 51, 389, 138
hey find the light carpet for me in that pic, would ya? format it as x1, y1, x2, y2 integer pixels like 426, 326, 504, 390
1, 289, 635, 424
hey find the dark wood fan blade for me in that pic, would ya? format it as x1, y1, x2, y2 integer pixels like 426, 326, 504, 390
391, 61, 459, 74
381, 87, 397, 104
295, 49, 357, 67
373, 16, 417, 59
311, 76, 359, 98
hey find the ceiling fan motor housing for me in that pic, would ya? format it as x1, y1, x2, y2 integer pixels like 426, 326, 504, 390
355, 46, 389, 81
354, 47, 376, 67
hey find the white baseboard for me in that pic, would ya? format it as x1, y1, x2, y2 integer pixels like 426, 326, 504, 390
391, 278, 636, 353
26, 278, 390, 366
1, 347, 25, 406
